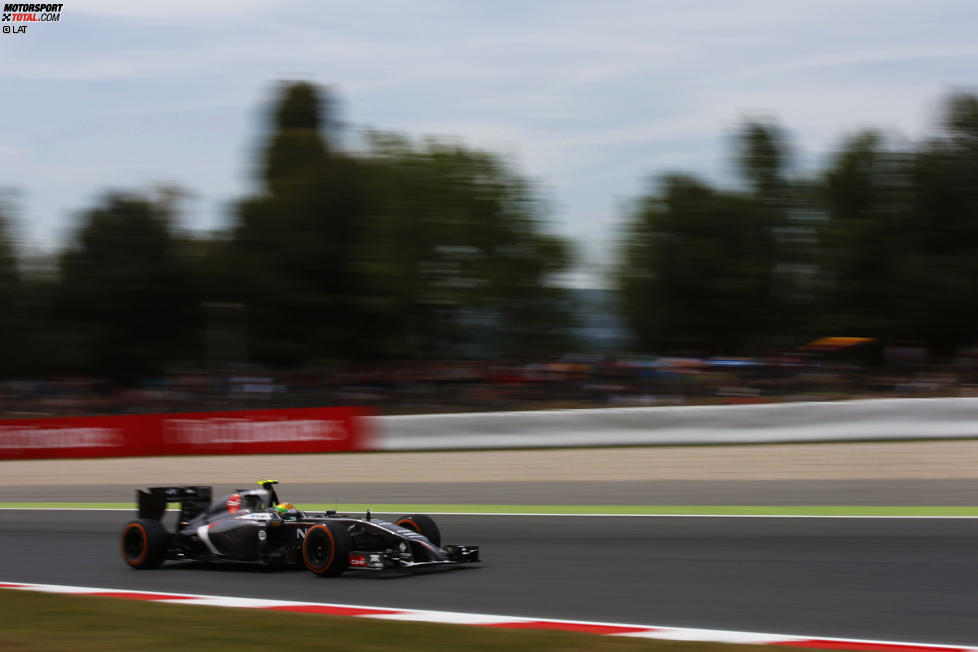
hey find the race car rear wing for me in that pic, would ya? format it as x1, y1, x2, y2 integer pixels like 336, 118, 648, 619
137, 486, 212, 523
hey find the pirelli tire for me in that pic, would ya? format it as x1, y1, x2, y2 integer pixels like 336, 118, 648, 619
395, 514, 441, 547
302, 522, 352, 577
120, 519, 169, 569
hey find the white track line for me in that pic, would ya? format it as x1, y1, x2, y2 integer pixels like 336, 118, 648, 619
2, 581, 975, 651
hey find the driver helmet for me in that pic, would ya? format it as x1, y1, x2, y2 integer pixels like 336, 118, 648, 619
275, 503, 299, 520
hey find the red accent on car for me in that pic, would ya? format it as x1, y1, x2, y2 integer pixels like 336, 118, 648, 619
226, 494, 242, 514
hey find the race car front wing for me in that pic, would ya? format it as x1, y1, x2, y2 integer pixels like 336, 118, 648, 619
348, 544, 480, 571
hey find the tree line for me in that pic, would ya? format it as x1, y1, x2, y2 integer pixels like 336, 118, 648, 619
1, 83, 977, 382
618, 93, 978, 358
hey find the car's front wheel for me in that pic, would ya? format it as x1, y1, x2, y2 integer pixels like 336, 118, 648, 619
120, 519, 168, 569
302, 522, 351, 577
395, 514, 441, 546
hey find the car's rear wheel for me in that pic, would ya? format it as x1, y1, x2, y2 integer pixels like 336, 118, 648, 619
302, 522, 351, 577
395, 514, 441, 546
120, 519, 168, 569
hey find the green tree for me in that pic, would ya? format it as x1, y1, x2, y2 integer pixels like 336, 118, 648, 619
900, 93, 978, 352
228, 82, 365, 365
737, 121, 789, 200
0, 195, 21, 377
808, 93, 978, 354
227, 83, 575, 364
818, 130, 912, 339
358, 134, 575, 358
617, 174, 775, 353
736, 121, 816, 346
57, 192, 197, 382
617, 121, 797, 354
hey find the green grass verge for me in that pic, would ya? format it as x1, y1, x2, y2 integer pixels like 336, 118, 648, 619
2, 503, 978, 516
0, 590, 773, 652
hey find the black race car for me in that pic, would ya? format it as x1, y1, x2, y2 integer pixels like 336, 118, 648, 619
120, 480, 479, 576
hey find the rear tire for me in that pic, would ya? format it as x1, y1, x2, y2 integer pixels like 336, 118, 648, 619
395, 514, 441, 547
120, 519, 168, 569
302, 522, 351, 577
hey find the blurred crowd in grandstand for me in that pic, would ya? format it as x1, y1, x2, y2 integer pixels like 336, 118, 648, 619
4, 349, 978, 418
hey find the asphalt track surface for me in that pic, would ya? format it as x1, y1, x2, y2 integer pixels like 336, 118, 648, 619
1, 511, 976, 645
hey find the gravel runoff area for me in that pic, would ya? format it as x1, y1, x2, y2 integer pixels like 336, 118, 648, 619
2, 440, 977, 487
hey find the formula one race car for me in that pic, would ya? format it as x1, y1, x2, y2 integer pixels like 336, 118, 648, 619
120, 480, 479, 576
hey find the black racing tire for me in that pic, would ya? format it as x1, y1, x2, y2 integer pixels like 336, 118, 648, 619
395, 514, 441, 547
120, 519, 168, 569
302, 522, 351, 577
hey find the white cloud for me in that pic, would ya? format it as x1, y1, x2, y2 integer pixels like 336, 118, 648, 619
755, 44, 978, 78
71, 0, 269, 21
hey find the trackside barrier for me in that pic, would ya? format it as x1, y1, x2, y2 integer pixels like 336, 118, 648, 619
372, 397, 978, 450
3, 397, 976, 458
0, 407, 372, 460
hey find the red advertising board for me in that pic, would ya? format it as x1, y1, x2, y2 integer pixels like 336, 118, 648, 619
0, 407, 373, 460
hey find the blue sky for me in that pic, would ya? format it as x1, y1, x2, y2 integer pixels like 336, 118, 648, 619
1, 0, 977, 286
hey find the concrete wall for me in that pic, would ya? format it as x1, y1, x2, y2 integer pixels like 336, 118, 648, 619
374, 397, 978, 450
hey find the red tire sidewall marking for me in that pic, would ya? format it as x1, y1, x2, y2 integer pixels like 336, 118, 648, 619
305, 525, 335, 571
122, 523, 148, 566
396, 518, 418, 533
